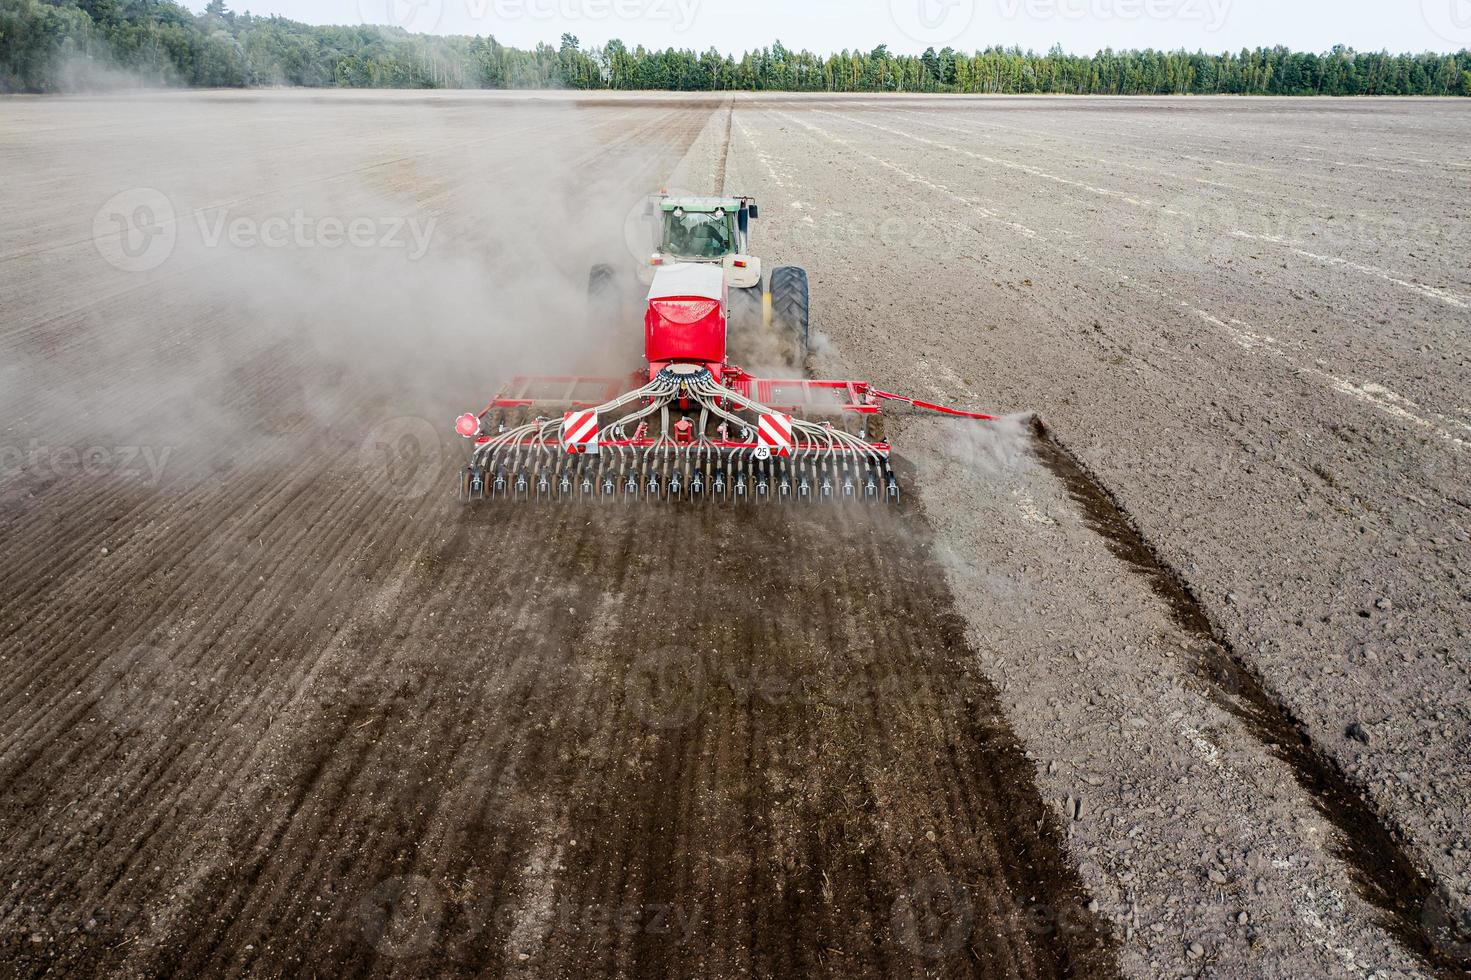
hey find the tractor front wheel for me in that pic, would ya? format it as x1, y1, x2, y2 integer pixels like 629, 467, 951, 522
729, 283, 764, 336
769, 266, 810, 370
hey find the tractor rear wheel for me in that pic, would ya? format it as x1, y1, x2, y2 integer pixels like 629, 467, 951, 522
769, 266, 810, 370
586, 263, 624, 330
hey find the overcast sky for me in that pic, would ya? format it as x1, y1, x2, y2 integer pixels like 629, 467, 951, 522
208, 0, 1471, 56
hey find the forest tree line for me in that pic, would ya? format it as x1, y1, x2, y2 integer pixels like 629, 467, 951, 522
4, 0, 1470, 96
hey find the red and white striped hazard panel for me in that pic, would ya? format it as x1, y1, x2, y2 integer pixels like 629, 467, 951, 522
562, 410, 600, 453
756, 413, 794, 457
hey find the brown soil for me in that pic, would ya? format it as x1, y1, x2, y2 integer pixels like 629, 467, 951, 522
0, 92, 1116, 979
0, 453, 1115, 978
5, 89, 1469, 980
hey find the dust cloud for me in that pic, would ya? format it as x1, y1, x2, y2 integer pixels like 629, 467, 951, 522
897, 411, 1041, 595
53, 52, 170, 94
928, 412, 1037, 478
1, 92, 675, 488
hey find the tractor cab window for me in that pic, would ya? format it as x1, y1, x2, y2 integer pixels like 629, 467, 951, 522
662, 210, 733, 259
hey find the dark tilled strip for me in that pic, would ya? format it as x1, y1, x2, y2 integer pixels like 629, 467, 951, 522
1031, 417, 1471, 978
490, 501, 1119, 979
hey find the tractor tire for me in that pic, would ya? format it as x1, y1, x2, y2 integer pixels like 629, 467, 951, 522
769, 266, 810, 370
729, 283, 764, 337
586, 263, 624, 330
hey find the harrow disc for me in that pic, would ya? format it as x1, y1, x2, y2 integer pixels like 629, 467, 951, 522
458, 362, 907, 508
459, 451, 900, 507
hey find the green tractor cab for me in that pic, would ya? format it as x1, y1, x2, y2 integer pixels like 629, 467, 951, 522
644, 195, 763, 291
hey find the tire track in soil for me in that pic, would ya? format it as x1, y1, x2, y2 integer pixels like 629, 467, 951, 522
1030, 420, 1471, 978
713, 100, 734, 196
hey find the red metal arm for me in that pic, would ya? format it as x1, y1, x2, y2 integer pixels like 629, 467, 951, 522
475, 373, 997, 422
869, 390, 997, 421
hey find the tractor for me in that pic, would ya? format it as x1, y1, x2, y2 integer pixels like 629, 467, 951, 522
589, 194, 811, 369
452, 191, 997, 505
